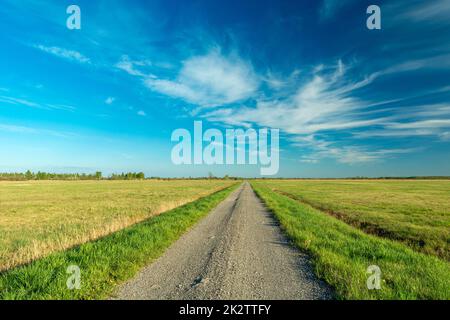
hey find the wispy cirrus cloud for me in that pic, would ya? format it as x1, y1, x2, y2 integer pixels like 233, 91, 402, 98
117, 49, 259, 108
440, 132, 450, 141
204, 59, 376, 135
293, 134, 421, 164
0, 94, 76, 112
299, 157, 319, 164
33, 45, 91, 64
0, 95, 42, 108
110, 10, 449, 164
326, 147, 421, 164
105, 97, 115, 105
0, 123, 75, 138
1, 0, 448, 175
394, 0, 450, 23
352, 103, 450, 140
375, 54, 450, 77
45, 104, 76, 112
202, 55, 450, 164
387, 119, 450, 130
115, 55, 152, 77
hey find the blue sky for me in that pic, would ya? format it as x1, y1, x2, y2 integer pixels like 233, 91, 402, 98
0, 0, 449, 177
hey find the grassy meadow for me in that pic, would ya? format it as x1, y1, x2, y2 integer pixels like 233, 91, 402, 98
0, 179, 236, 272
1, 178, 448, 300
0, 184, 239, 299
258, 179, 450, 260
252, 180, 450, 299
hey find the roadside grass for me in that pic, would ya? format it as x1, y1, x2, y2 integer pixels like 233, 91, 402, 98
0, 179, 235, 271
259, 180, 450, 260
0, 183, 239, 300
252, 182, 450, 300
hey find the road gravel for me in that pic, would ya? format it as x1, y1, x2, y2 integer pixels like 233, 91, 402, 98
112, 182, 333, 300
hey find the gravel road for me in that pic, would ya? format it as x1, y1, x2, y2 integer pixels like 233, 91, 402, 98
112, 182, 333, 300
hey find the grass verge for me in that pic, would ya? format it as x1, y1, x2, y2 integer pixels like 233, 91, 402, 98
252, 182, 450, 300
0, 183, 239, 300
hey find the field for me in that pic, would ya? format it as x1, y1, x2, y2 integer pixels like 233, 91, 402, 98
0, 185, 238, 299
0, 180, 236, 272
258, 180, 450, 260
252, 180, 450, 299
1, 179, 449, 300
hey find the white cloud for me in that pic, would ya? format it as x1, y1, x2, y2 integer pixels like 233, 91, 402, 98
351, 103, 450, 139
137, 110, 146, 116
291, 133, 419, 164
202, 57, 448, 165
439, 132, 450, 141
377, 54, 450, 76
354, 129, 436, 138
397, 0, 450, 22
203, 58, 450, 137
115, 55, 152, 77
300, 158, 319, 164
45, 104, 76, 112
263, 71, 288, 90
204, 60, 375, 135
116, 55, 142, 76
0, 95, 42, 108
105, 97, 115, 105
34, 45, 90, 64
386, 119, 450, 130
143, 50, 259, 107
0, 124, 37, 134
304, 135, 420, 164
325, 147, 418, 164
115, 50, 259, 107
115, 46, 449, 166
291, 134, 416, 164
0, 95, 76, 112
326, 147, 380, 164
0, 123, 74, 138
146, 79, 199, 104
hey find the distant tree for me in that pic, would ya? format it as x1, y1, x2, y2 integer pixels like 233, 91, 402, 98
95, 171, 102, 180
137, 172, 145, 180
36, 171, 48, 180
25, 170, 34, 180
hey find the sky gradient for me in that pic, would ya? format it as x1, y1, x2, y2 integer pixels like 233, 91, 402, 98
0, 0, 449, 177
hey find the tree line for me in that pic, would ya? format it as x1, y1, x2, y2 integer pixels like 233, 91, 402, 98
110, 172, 145, 180
0, 171, 146, 181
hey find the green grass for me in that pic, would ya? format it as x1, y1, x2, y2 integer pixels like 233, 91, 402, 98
0, 183, 238, 300
0, 179, 235, 271
251, 182, 450, 300
258, 180, 450, 260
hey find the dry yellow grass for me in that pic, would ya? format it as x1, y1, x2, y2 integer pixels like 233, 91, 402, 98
0, 179, 235, 271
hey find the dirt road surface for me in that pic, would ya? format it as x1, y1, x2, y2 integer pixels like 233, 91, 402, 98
112, 182, 333, 300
